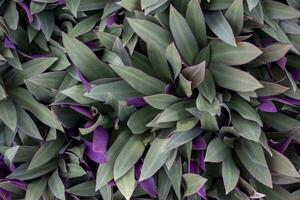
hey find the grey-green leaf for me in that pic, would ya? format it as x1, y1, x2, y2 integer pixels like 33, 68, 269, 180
211, 42, 262, 65
63, 33, 115, 80
210, 63, 263, 92
205, 137, 229, 162
222, 155, 240, 194
48, 170, 65, 200
235, 140, 272, 188
116, 168, 136, 200
110, 64, 166, 95
169, 6, 199, 64
205, 11, 236, 47
0, 98, 17, 131
140, 137, 171, 181
28, 136, 65, 170
183, 173, 207, 197
114, 135, 145, 180
127, 18, 172, 48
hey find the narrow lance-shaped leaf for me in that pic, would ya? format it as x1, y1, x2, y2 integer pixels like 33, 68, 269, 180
140, 137, 171, 181
210, 63, 263, 92
183, 173, 207, 197
127, 18, 172, 48
222, 155, 240, 194
28, 135, 65, 170
165, 43, 182, 80
8, 87, 64, 131
0, 98, 17, 131
63, 33, 115, 80
186, 0, 207, 47
169, 6, 199, 64
114, 135, 145, 180
225, 0, 244, 35
48, 170, 65, 200
235, 140, 272, 188
211, 42, 262, 65
205, 11, 236, 47
116, 168, 136, 200
110, 64, 166, 95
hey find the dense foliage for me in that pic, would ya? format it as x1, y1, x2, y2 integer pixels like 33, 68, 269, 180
0, 0, 300, 199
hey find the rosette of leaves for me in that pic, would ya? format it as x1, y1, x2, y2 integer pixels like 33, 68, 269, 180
0, 0, 300, 200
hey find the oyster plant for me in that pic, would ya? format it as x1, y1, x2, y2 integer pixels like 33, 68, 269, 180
0, 0, 300, 199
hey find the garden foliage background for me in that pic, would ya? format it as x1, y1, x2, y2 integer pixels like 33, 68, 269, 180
0, 0, 300, 199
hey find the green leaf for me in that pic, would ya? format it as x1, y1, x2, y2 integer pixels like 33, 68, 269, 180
235, 140, 272, 188
66, 0, 80, 17
260, 112, 300, 131
256, 81, 289, 96
67, 181, 97, 197
232, 113, 261, 142
84, 80, 142, 102
114, 135, 145, 180
4, 0, 19, 30
8, 160, 58, 180
198, 70, 216, 104
247, 0, 259, 11
141, 0, 159, 9
0, 98, 17, 131
110, 64, 166, 95
116, 168, 136, 200
225, 0, 244, 35
127, 106, 159, 134
158, 169, 172, 200
25, 177, 48, 200
186, 0, 207, 47
169, 6, 199, 64
222, 155, 240, 194
205, 11, 236, 47
164, 158, 182, 199
156, 100, 194, 123
140, 137, 171, 181
63, 163, 86, 178
27, 72, 66, 89
9, 87, 63, 131
165, 43, 182, 80
210, 63, 263, 92
144, 94, 180, 110
48, 170, 65, 200
38, 11, 55, 41
205, 137, 229, 162
227, 95, 263, 126
117, 0, 140, 12
211, 42, 262, 65
28, 135, 65, 170
196, 94, 220, 116
176, 74, 192, 97
127, 18, 172, 48
257, 44, 292, 64
267, 149, 300, 178
96, 131, 131, 190
69, 13, 101, 37
182, 61, 206, 89
6, 57, 58, 86
165, 127, 202, 151
176, 117, 198, 132
263, 0, 300, 20
60, 85, 96, 105
16, 105, 42, 140
147, 41, 173, 82
183, 173, 207, 197
62, 33, 114, 80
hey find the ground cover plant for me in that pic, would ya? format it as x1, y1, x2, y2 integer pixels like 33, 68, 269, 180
0, 0, 300, 199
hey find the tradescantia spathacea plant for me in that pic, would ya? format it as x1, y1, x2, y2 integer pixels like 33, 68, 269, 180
0, 0, 300, 199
